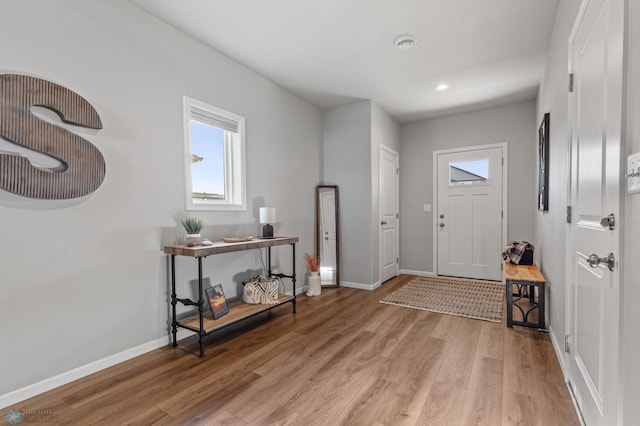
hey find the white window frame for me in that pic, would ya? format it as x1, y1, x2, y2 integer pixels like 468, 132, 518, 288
183, 96, 246, 211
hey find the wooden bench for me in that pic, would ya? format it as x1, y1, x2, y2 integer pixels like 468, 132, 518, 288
504, 262, 546, 330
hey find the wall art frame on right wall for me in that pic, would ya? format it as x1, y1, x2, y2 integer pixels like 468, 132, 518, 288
538, 112, 550, 211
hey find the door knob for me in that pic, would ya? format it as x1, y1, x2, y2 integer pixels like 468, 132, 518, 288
587, 253, 615, 271
440, 214, 444, 219
439, 223, 445, 228
381, 221, 387, 225
600, 213, 615, 230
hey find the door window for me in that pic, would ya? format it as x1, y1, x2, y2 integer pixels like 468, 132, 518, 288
449, 159, 489, 186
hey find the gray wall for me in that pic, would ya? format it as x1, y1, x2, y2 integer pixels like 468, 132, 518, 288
371, 103, 401, 283
534, 0, 581, 375
399, 101, 536, 274
0, 0, 322, 397
623, 0, 640, 421
323, 101, 373, 285
323, 101, 400, 286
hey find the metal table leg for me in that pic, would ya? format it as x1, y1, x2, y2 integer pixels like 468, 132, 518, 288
292, 242, 296, 313
506, 280, 514, 327
197, 257, 205, 358
538, 282, 545, 330
171, 255, 177, 346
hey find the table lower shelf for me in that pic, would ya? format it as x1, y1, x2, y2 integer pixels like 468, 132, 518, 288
178, 294, 294, 335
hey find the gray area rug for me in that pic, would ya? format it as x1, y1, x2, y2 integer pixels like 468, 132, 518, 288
380, 276, 504, 323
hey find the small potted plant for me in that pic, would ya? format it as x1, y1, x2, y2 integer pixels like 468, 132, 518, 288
304, 253, 321, 296
182, 217, 204, 246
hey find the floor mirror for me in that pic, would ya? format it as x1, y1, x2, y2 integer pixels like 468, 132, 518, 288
316, 185, 339, 287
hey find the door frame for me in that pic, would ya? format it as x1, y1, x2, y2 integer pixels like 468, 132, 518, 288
432, 142, 508, 277
379, 144, 399, 283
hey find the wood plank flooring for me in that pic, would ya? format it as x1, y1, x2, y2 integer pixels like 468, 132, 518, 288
3, 275, 580, 425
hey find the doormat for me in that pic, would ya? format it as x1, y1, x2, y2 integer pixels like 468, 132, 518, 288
380, 276, 504, 323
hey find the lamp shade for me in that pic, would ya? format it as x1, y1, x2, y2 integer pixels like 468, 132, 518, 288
259, 207, 276, 224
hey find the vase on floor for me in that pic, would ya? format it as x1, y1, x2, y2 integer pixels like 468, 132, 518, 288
307, 271, 321, 296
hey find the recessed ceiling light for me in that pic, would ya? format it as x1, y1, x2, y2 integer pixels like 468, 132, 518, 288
394, 34, 418, 49
436, 84, 449, 91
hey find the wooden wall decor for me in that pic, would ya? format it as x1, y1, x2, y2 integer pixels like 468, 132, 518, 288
0, 74, 104, 199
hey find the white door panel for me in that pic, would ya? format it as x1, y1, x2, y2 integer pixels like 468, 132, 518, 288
568, 0, 622, 423
436, 146, 503, 281
382, 229, 395, 267
472, 193, 492, 268
380, 146, 399, 283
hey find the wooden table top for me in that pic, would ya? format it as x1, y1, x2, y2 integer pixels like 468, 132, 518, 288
504, 262, 546, 283
165, 236, 298, 257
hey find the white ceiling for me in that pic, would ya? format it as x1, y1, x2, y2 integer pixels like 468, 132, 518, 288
129, 0, 559, 123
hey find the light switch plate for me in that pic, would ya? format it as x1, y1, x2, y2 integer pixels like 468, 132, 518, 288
423, 204, 432, 212
628, 152, 640, 194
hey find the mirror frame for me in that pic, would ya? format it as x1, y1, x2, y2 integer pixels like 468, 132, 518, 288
316, 185, 340, 287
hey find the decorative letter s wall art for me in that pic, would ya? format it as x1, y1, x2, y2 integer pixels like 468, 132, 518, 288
0, 74, 104, 199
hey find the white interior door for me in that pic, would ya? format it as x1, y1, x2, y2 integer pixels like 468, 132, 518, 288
380, 146, 399, 283
436, 145, 504, 281
567, 0, 622, 424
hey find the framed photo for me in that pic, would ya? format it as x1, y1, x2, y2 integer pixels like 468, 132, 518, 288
538, 113, 550, 211
205, 284, 229, 319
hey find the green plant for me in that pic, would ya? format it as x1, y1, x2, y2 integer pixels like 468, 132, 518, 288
181, 217, 204, 234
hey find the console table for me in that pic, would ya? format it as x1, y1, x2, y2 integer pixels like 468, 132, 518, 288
164, 236, 298, 357
505, 262, 546, 330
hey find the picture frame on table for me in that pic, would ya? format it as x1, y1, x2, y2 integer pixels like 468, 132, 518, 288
205, 284, 229, 319
538, 113, 550, 211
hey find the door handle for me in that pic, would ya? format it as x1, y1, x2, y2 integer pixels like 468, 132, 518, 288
600, 213, 615, 230
587, 253, 615, 271
439, 223, 445, 228
381, 221, 387, 225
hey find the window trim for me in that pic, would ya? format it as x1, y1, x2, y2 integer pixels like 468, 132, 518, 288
183, 96, 247, 211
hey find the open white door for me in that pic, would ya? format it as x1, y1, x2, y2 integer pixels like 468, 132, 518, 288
379, 146, 399, 284
435, 144, 505, 281
567, 0, 623, 424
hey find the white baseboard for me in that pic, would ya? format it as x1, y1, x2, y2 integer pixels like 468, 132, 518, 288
399, 269, 435, 277
0, 287, 309, 409
548, 325, 585, 425
0, 329, 191, 409
341, 281, 381, 291
548, 324, 569, 381
341, 272, 435, 290
284, 286, 308, 296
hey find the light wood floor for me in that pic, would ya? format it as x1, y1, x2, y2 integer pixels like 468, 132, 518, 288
5, 275, 580, 425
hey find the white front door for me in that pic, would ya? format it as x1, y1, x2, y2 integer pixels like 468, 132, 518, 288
567, 0, 623, 424
435, 144, 504, 281
380, 146, 399, 283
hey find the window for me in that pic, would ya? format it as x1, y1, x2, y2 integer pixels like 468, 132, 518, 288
449, 159, 489, 186
183, 96, 246, 211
